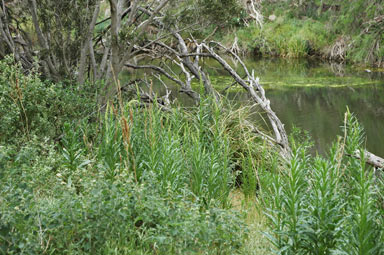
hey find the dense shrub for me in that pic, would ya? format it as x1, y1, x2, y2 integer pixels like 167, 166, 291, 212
0, 56, 95, 143
0, 172, 244, 254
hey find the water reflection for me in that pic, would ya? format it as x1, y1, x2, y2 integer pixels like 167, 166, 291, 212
268, 86, 384, 156
228, 58, 384, 157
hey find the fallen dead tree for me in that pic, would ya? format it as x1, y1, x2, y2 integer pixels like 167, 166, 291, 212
201, 41, 292, 159
353, 149, 384, 170
125, 31, 292, 159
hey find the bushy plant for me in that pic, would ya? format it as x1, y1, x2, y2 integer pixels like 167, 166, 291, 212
264, 112, 384, 254
0, 174, 245, 254
0, 55, 95, 143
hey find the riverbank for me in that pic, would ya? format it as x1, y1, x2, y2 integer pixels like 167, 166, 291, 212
215, 0, 384, 68
195, 57, 384, 157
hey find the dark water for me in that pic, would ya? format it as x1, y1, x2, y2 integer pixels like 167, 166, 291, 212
224, 58, 384, 157
268, 86, 384, 156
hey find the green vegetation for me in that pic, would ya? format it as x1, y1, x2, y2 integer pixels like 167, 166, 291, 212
0, 56, 95, 144
0, 59, 250, 254
1, 0, 384, 254
220, 0, 384, 67
1, 51, 384, 254
265, 111, 384, 254
226, 18, 329, 58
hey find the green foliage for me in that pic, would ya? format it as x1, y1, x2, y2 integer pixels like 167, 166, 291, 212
0, 64, 248, 253
0, 171, 244, 254
0, 56, 94, 143
92, 97, 235, 207
198, 0, 243, 26
35, 0, 100, 79
255, 0, 384, 66
225, 17, 330, 58
264, 112, 384, 254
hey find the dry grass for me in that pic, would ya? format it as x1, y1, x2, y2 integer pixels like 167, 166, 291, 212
230, 190, 273, 255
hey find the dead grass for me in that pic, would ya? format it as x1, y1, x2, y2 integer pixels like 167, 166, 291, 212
230, 190, 273, 255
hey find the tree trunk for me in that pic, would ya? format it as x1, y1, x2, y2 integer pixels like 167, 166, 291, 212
77, 0, 101, 84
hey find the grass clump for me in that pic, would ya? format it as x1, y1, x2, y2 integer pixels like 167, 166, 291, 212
222, 18, 330, 58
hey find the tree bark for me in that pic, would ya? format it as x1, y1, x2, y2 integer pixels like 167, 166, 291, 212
108, 0, 124, 78
28, 0, 57, 78
78, 0, 101, 84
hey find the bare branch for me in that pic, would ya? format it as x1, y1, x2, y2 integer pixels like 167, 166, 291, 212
200, 42, 292, 159
124, 62, 200, 101
353, 150, 384, 169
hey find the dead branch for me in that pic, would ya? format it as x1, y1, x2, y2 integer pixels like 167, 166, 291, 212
200, 42, 291, 159
247, 0, 263, 28
124, 76, 172, 112
124, 26, 292, 158
353, 149, 384, 169
124, 62, 200, 101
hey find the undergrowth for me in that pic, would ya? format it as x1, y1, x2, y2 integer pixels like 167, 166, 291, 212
0, 58, 255, 254
0, 99, 251, 254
